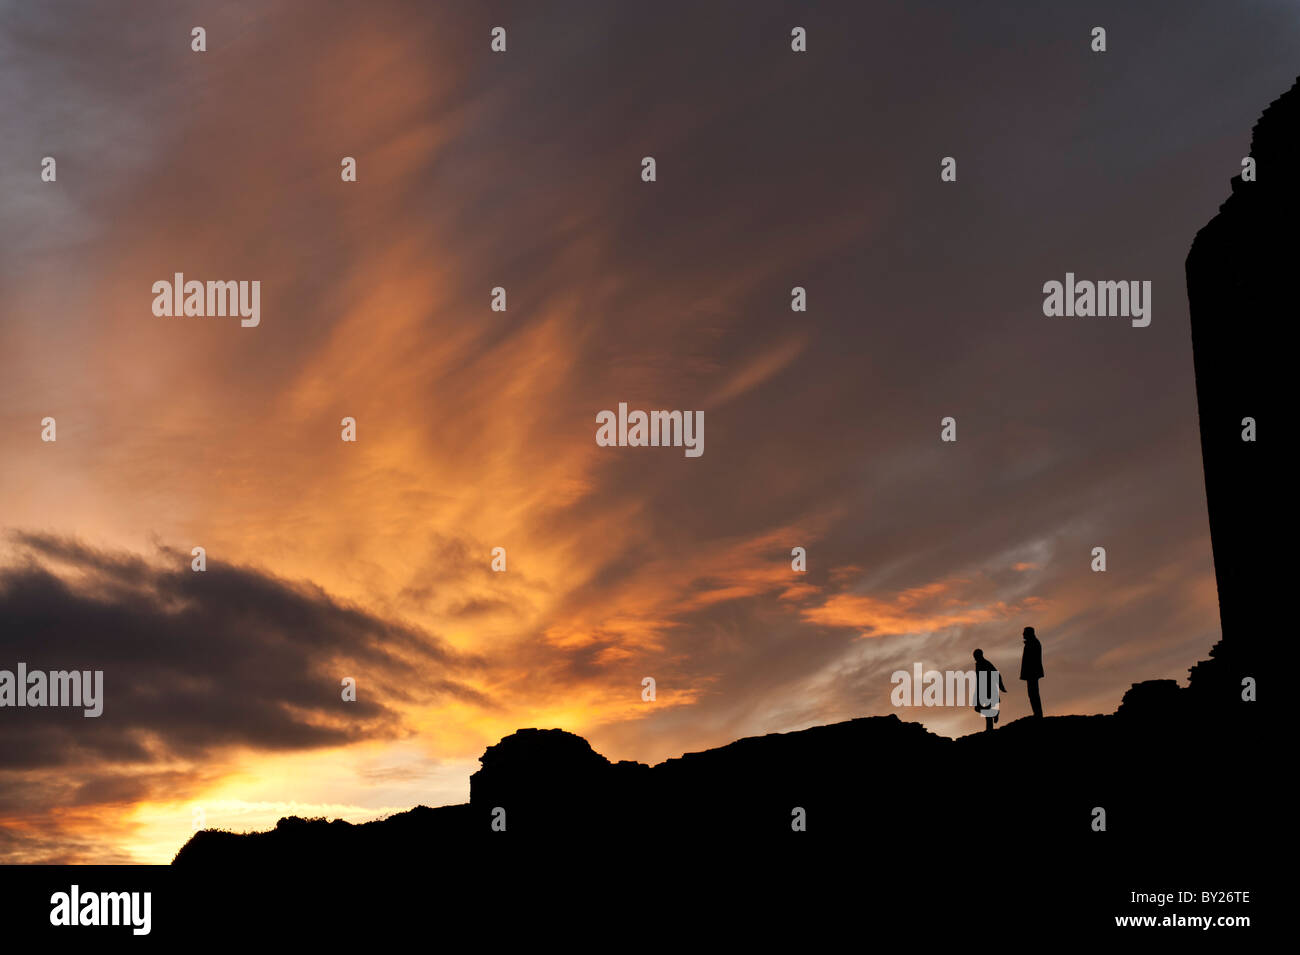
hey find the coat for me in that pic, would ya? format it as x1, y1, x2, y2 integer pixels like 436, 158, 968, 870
1020, 634, 1044, 681
973, 658, 1006, 709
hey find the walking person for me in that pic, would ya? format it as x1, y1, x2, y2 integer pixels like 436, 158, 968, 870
971, 649, 1007, 732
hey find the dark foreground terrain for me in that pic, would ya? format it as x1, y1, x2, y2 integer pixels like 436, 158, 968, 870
173, 677, 1259, 866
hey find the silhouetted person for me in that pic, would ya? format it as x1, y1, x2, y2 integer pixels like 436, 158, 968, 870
1020, 626, 1044, 717
972, 649, 1007, 732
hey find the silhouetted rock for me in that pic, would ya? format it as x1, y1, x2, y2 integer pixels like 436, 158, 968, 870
173, 703, 1256, 868
1184, 77, 1295, 712
172, 803, 476, 867
1116, 679, 1184, 718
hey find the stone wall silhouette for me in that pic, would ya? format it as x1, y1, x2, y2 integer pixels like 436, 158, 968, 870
1184, 77, 1294, 708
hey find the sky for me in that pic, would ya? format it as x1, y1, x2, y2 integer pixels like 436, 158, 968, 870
1, 0, 1296, 863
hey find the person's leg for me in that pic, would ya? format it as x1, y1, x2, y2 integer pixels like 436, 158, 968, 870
1028, 679, 1043, 717
984, 715, 994, 732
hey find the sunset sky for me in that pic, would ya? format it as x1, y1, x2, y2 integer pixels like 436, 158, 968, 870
2, 1, 1296, 863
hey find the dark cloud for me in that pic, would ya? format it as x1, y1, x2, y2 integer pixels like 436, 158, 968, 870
0, 532, 488, 773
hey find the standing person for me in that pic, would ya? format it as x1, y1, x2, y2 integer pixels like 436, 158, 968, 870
971, 649, 1007, 732
1020, 626, 1044, 718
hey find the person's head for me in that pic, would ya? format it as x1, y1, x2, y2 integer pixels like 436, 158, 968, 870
1023, 626, 1035, 639
973, 648, 984, 661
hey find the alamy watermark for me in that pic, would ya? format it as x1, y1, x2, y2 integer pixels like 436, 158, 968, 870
152, 273, 260, 327
891, 663, 1001, 717
1042, 273, 1151, 327
596, 402, 704, 457
0, 664, 103, 717
49, 885, 150, 935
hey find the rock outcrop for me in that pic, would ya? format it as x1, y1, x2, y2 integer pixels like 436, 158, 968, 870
1184, 77, 1295, 710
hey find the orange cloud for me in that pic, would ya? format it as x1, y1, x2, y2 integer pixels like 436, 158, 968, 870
801, 577, 1032, 638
